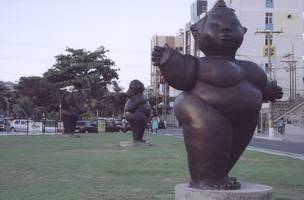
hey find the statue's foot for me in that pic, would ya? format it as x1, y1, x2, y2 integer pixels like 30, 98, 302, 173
190, 176, 241, 190
133, 139, 146, 144
69, 134, 81, 138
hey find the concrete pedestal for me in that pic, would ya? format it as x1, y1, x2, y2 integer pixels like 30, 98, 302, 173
119, 141, 152, 147
175, 182, 273, 200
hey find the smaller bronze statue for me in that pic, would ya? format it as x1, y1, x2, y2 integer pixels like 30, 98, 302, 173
152, 0, 283, 190
124, 80, 151, 143
61, 92, 86, 134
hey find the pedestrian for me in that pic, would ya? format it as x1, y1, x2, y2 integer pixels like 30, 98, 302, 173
277, 118, 285, 134
122, 117, 128, 133
151, 116, 159, 134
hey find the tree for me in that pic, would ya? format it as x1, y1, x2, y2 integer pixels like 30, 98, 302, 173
44, 46, 119, 117
0, 81, 9, 116
14, 76, 55, 120
98, 91, 128, 117
43, 46, 119, 133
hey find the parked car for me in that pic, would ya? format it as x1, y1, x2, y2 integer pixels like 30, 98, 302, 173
105, 118, 122, 132
75, 120, 97, 133
97, 117, 125, 132
0, 119, 5, 131
10, 119, 34, 132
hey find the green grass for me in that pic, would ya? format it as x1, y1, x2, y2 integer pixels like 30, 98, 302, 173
0, 133, 303, 200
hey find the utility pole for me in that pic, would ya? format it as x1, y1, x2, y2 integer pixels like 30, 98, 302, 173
281, 45, 297, 101
162, 82, 168, 122
255, 29, 283, 138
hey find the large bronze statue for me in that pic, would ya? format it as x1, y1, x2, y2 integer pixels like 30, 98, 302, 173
152, 0, 283, 190
124, 80, 151, 143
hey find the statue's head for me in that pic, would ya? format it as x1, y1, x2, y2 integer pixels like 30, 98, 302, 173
127, 80, 145, 97
191, 0, 247, 57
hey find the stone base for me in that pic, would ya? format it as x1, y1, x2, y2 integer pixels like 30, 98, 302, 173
119, 141, 152, 147
175, 182, 273, 200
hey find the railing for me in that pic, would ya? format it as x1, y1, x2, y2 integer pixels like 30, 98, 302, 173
273, 97, 304, 121
273, 97, 304, 128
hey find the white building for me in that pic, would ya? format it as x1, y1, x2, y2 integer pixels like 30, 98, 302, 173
186, 0, 304, 100
150, 31, 184, 126
150, 31, 184, 97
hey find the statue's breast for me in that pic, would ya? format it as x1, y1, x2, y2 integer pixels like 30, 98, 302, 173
197, 58, 243, 87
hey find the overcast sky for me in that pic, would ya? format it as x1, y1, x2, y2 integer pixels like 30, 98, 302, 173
0, 0, 195, 90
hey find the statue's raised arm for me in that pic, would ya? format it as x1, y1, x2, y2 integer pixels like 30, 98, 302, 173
151, 44, 197, 91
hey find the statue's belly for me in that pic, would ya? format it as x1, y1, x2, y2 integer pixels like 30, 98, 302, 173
191, 81, 263, 119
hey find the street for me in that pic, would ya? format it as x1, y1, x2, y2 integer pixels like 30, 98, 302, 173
158, 127, 304, 159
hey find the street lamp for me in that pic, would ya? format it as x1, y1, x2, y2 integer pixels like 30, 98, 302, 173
59, 98, 62, 133
42, 112, 46, 133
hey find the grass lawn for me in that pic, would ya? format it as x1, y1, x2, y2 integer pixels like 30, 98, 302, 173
0, 133, 303, 200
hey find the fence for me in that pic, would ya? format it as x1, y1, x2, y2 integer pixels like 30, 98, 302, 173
0, 120, 61, 135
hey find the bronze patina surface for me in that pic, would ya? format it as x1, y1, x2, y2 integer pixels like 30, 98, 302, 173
124, 80, 151, 143
152, 0, 283, 190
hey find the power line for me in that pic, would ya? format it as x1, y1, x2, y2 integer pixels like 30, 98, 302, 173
0, 71, 35, 76
0, 41, 151, 54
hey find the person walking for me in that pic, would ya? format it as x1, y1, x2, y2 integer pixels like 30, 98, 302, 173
277, 118, 285, 135
151, 116, 159, 134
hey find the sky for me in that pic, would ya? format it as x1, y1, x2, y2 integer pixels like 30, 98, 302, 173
0, 0, 195, 90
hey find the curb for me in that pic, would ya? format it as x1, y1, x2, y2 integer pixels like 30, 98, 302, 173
247, 146, 304, 161
253, 135, 282, 141
161, 132, 304, 161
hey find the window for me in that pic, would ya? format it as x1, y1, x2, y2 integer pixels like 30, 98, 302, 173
265, 12, 273, 30
202, 1, 207, 12
194, 41, 199, 56
266, 0, 273, 8
265, 34, 273, 46
175, 47, 183, 52
185, 31, 191, 55
265, 63, 269, 72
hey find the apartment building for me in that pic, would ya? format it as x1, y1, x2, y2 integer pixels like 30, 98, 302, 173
186, 0, 304, 100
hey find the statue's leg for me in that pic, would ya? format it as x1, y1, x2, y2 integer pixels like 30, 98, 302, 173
174, 92, 233, 189
227, 118, 258, 173
126, 112, 147, 142
62, 113, 78, 134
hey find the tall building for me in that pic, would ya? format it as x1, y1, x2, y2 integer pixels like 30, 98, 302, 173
185, 0, 208, 57
186, 0, 304, 100
191, 0, 208, 22
150, 31, 184, 97
150, 31, 184, 126
231, 0, 304, 100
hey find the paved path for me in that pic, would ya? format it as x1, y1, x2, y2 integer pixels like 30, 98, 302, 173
158, 127, 304, 160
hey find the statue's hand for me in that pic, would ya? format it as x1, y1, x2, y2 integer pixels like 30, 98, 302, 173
263, 80, 283, 102
272, 80, 283, 100
151, 44, 172, 66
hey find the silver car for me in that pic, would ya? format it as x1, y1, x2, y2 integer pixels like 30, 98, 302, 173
10, 120, 34, 132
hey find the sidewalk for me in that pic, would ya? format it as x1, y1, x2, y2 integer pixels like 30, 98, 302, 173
161, 125, 304, 144
255, 124, 304, 143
